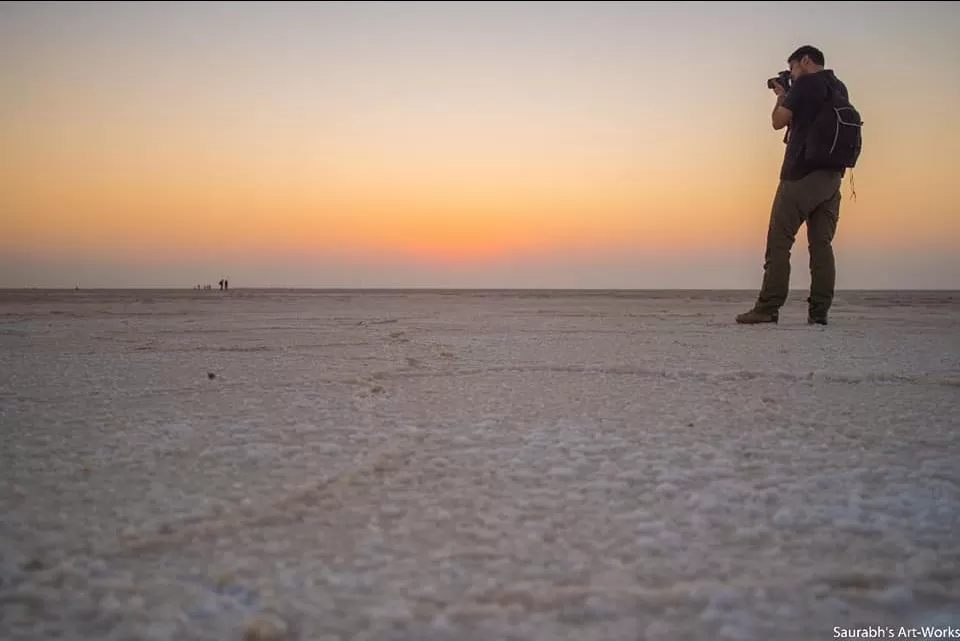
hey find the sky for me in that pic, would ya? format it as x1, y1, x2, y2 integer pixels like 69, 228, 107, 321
2, 1, 959, 289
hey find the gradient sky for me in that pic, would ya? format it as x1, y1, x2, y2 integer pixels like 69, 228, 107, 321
2, 1, 959, 289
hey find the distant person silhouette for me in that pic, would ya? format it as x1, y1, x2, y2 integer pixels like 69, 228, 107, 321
224, 279, 229, 291
736, 45, 861, 327
218, 279, 224, 291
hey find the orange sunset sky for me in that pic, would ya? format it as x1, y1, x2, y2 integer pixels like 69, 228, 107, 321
2, 1, 959, 288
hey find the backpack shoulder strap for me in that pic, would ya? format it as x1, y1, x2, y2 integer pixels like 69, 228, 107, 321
822, 73, 848, 105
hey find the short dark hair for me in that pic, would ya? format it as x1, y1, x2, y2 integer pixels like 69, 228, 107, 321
788, 45, 825, 66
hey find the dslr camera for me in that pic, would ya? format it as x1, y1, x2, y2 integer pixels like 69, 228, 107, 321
767, 70, 792, 92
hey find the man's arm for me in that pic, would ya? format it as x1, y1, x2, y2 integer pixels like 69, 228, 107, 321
772, 92, 792, 131
772, 76, 811, 131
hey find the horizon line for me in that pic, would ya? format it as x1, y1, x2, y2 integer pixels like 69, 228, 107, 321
4, 287, 960, 293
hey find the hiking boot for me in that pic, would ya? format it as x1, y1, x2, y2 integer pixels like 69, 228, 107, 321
735, 308, 778, 324
806, 298, 828, 325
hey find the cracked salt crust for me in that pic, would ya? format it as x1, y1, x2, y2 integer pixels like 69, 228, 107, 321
1, 289, 958, 640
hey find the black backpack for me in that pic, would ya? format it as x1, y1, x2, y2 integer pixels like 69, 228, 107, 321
804, 75, 863, 169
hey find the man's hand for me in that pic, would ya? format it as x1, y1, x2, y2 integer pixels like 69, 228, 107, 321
771, 81, 786, 97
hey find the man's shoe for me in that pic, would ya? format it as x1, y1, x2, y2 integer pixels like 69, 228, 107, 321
735, 309, 779, 324
806, 297, 828, 325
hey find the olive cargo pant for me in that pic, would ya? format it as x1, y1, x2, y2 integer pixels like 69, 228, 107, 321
755, 169, 843, 317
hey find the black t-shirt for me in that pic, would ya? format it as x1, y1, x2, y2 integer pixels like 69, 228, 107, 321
779, 69, 849, 181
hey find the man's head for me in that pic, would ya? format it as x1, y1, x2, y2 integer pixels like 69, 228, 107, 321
787, 45, 825, 78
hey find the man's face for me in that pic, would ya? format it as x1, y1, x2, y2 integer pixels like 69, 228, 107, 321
789, 56, 809, 79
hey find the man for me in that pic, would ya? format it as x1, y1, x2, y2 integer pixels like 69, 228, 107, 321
737, 45, 850, 326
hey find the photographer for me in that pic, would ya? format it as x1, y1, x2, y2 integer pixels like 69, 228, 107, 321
736, 45, 859, 326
